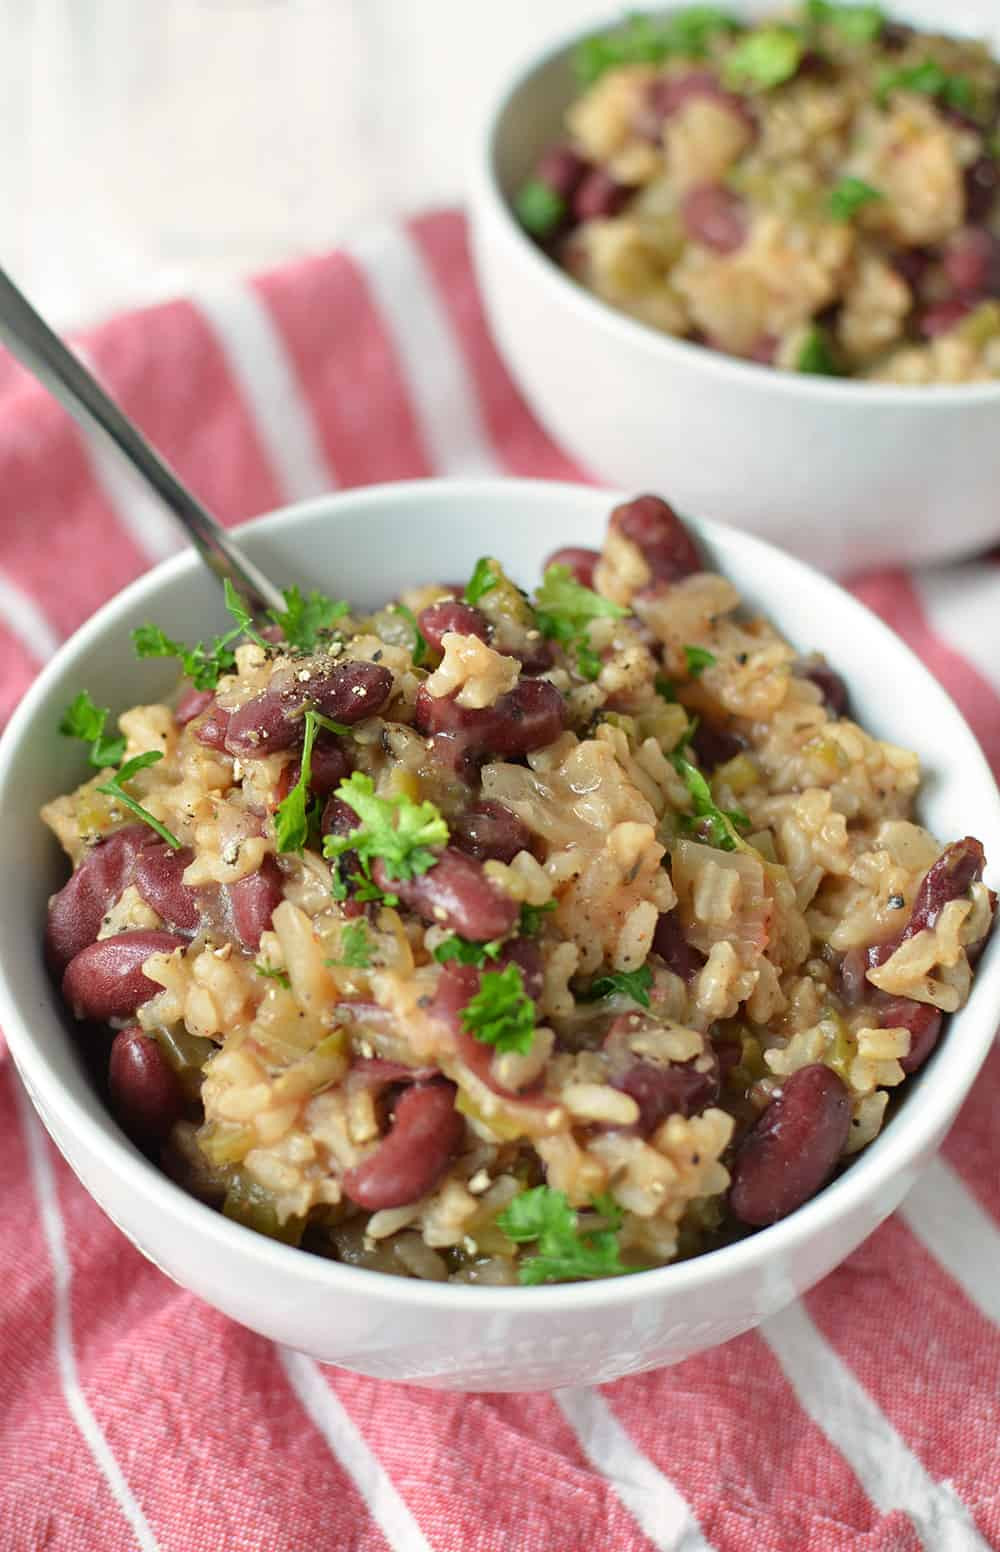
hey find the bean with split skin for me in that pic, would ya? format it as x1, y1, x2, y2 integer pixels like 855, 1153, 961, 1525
226, 855, 284, 951
341, 1080, 464, 1209
224, 660, 392, 757
610, 495, 702, 584
62, 930, 187, 1023
133, 844, 200, 931
907, 837, 985, 937
109, 1026, 185, 1148
450, 800, 532, 865
372, 846, 518, 942
417, 600, 490, 656
729, 1064, 850, 1227
45, 824, 159, 974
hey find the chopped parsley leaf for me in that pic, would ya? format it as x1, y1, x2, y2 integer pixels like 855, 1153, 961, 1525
805, 0, 884, 44
573, 8, 739, 85
273, 709, 322, 854
655, 674, 678, 703
350, 873, 399, 906
460, 963, 536, 1054
828, 176, 884, 221
515, 180, 566, 238
433, 935, 503, 968
519, 900, 557, 937
59, 690, 126, 769
497, 1185, 632, 1284
256, 962, 291, 988
796, 324, 841, 376
267, 585, 347, 652
96, 751, 182, 849
578, 963, 654, 1009
876, 60, 974, 112
323, 772, 448, 884
723, 26, 803, 91
463, 557, 500, 607
671, 752, 750, 851
328, 920, 373, 969
683, 645, 717, 677
534, 563, 627, 680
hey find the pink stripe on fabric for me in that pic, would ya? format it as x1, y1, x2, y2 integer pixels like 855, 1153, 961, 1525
409, 211, 588, 483
602, 1337, 913, 1552
318, 1370, 662, 1552
46, 1156, 386, 1552
940, 1040, 1000, 1221
0, 625, 41, 729
254, 254, 433, 487
81, 299, 284, 525
805, 1216, 1000, 1546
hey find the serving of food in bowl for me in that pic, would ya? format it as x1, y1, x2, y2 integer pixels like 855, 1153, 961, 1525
469, 1, 1000, 571
1, 479, 998, 1388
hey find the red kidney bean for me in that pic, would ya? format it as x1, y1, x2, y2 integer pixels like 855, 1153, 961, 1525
537, 143, 592, 201
652, 908, 706, 980
373, 847, 518, 942
573, 170, 630, 222
799, 659, 849, 717
690, 720, 745, 771
415, 678, 566, 771
175, 686, 214, 726
341, 1079, 464, 1209
610, 495, 701, 584
543, 546, 601, 589
729, 1064, 850, 1227
62, 930, 186, 1022
965, 154, 1000, 222
192, 701, 231, 750
276, 730, 352, 806
497, 937, 544, 1002
749, 334, 778, 365
892, 245, 934, 297
417, 600, 490, 656
838, 946, 868, 1006
225, 661, 393, 757
908, 838, 985, 937
450, 800, 532, 865
109, 1026, 185, 1148
618, 1057, 719, 1134
431, 960, 544, 1098
877, 997, 944, 1075
633, 70, 754, 141
943, 228, 999, 296
226, 855, 284, 951
45, 824, 158, 974
681, 185, 749, 254
132, 844, 200, 932
432, 960, 480, 1034
919, 298, 974, 338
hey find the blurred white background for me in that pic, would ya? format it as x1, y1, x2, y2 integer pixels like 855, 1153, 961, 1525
1, 0, 613, 327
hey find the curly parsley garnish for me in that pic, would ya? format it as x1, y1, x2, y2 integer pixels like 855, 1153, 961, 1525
59, 690, 126, 769
96, 751, 182, 850
723, 26, 803, 91
323, 772, 448, 887
534, 564, 627, 681
273, 709, 350, 855
433, 935, 503, 968
327, 920, 373, 970
497, 1186, 632, 1285
671, 752, 750, 851
463, 557, 499, 608
578, 963, 653, 1009
828, 176, 884, 222
267, 585, 347, 653
133, 578, 268, 690
460, 963, 536, 1054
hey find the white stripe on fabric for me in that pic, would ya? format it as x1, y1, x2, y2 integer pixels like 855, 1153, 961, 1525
192, 280, 338, 501
554, 1386, 714, 1552
72, 344, 182, 565
914, 563, 1000, 696
11, 1075, 160, 1552
902, 1158, 1000, 1327
345, 224, 499, 478
0, 569, 59, 660
279, 1348, 434, 1552
762, 1300, 989, 1552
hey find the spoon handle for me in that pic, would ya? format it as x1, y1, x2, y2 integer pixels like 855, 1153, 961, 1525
0, 265, 285, 616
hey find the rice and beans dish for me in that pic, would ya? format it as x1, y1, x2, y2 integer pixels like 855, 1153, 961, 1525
515, 4, 1000, 382
44, 496, 994, 1284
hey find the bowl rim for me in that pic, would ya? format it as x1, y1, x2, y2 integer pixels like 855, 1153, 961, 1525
470, 3, 1000, 406
2, 476, 999, 1315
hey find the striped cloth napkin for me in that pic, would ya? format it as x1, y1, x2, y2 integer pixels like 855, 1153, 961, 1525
1, 210, 999, 1552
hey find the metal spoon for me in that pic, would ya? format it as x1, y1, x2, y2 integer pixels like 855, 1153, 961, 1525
0, 264, 285, 616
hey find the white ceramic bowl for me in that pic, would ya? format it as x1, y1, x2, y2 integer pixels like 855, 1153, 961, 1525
1, 479, 998, 1392
468, 1, 1000, 575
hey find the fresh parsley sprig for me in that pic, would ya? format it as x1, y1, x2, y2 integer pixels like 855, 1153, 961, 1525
497, 1185, 632, 1285
463, 558, 499, 607
59, 691, 126, 768
273, 709, 350, 855
461, 963, 536, 1054
323, 772, 449, 885
533, 564, 627, 682
96, 752, 182, 850
433, 935, 503, 968
578, 963, 653, 1009
671, 752, 750, 852
133, 578, 267, 690
267, 585, 347, 653
723, 26, 803, 91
